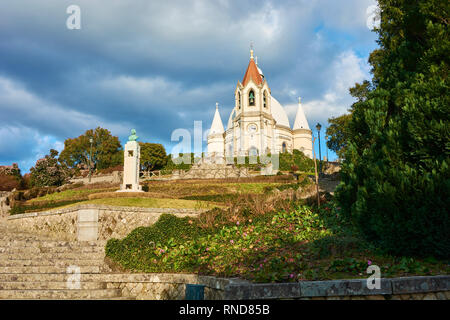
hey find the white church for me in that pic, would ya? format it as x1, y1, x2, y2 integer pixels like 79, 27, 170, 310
207, 49, 313, 159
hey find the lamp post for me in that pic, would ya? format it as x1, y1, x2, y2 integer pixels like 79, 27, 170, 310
88, 137, 93, 183
316, 123, 322, 174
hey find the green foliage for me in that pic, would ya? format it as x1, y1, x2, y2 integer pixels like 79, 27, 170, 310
163, 153, 196, 171
336, 0, 450, 258
139, 142, 167, 171
279, 150, 315, 172
105, 201, 448, 282
10, 200, 84, 215
59, 127, 123, 171
30, 149, 68, 187
326, 114, 352, 160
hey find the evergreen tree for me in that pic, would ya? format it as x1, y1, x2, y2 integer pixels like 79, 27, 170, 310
336, 0, 450, 258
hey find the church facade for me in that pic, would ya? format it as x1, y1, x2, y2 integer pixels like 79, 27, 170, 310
207, 50, 313, 159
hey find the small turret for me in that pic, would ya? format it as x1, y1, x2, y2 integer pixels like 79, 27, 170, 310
293, 97, 313, 158
207, 103, 225, 159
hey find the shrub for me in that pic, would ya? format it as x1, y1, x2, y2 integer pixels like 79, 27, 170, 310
0, 174, 21, 191
30, 149, 68, 187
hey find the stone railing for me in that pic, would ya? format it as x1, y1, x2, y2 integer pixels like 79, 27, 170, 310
107, 274, 449, 300
7, 204, 205, 241
223, 275, 449, 300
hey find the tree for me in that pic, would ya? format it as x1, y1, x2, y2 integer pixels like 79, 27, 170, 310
59, 127, 123, 171
30, 149, 68, 187
140, 143, 168, 171
326, 114, 352, 160
336, 0, 450, 258
326, 81, 373, 160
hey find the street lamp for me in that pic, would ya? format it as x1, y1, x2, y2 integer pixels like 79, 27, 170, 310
316, 123, 322, 174
88, 137, 93, 183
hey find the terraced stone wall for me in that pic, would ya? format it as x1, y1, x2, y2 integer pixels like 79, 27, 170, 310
7, 205, 203, 241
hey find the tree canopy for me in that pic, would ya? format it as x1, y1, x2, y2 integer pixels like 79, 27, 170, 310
30, 149, 68, 187
336, 0, 449, 258
139, 142, 168, 171
59, 127, 123, 171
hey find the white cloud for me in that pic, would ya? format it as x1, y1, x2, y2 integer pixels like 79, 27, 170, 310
285, 50, 370, 126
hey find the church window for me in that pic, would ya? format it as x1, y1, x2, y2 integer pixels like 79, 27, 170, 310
238, 92, 241, 109
282, 142, 287, 153
249, 90, 255, 106
263, 91, 267, 108
249, 146, 258, 156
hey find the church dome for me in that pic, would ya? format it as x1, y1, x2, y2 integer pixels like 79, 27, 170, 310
270, 96, 290, 128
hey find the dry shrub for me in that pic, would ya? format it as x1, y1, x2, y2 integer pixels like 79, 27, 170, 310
0, 174, 21, 191
76, 182, 120, 190
98, 165, 123, 174
197, 192, 299, 230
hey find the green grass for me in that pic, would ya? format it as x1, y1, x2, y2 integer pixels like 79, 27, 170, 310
59, 197, 221, 210
28, 188, 116, 202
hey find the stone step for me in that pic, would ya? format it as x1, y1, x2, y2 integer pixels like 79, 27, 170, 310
0, 289, 122, 299
0, 266, 102, 274
0, 259, 105, 267
0, 281, 107, 290
0, 240, 107, 247
0, 252, 105, 260
0, 273, 165, 283
0, 246, 105, 254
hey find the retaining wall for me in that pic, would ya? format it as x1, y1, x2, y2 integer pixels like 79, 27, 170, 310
87, 274, 449, 300
7, 204, 204, 241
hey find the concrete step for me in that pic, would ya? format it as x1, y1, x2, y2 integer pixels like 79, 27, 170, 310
0, 281, 107, 290
0, 252, 105, 260
0, 289, 122, 299
0, 266, 102, 274
0, 259, 105, 267
0, 273, 160, 283
0, 240, 107, 247
0, 246, 105, 254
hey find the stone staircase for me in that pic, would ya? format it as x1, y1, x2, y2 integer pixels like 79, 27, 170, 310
0, 218, 130, 300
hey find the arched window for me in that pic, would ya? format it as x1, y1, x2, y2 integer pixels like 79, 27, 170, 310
249, 146, 258, 156
263, 91, 267, 108
249, 90, 255, 106
238, 92, 241, 109
282, 142, 287, 153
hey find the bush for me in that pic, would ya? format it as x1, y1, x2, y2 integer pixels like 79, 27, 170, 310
30, 149, 68, 187
0, 174, 21, 191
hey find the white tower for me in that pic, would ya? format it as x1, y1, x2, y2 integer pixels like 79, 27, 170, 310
119, 129, 142, 192
207, 102, 225, 160
293, 97, 313, 158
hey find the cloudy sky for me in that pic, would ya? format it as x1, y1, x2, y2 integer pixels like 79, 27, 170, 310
0, 0, 379, 171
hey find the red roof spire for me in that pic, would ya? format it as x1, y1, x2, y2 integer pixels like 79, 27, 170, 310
242, 49, 263, 86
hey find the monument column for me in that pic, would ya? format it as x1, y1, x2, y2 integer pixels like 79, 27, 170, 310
119, 129, 143, 192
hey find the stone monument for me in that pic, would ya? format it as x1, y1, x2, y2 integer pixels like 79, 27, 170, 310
118, 129, 143, 192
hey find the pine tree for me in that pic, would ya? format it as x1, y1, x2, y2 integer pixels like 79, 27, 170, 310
336, 0, 450, 258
